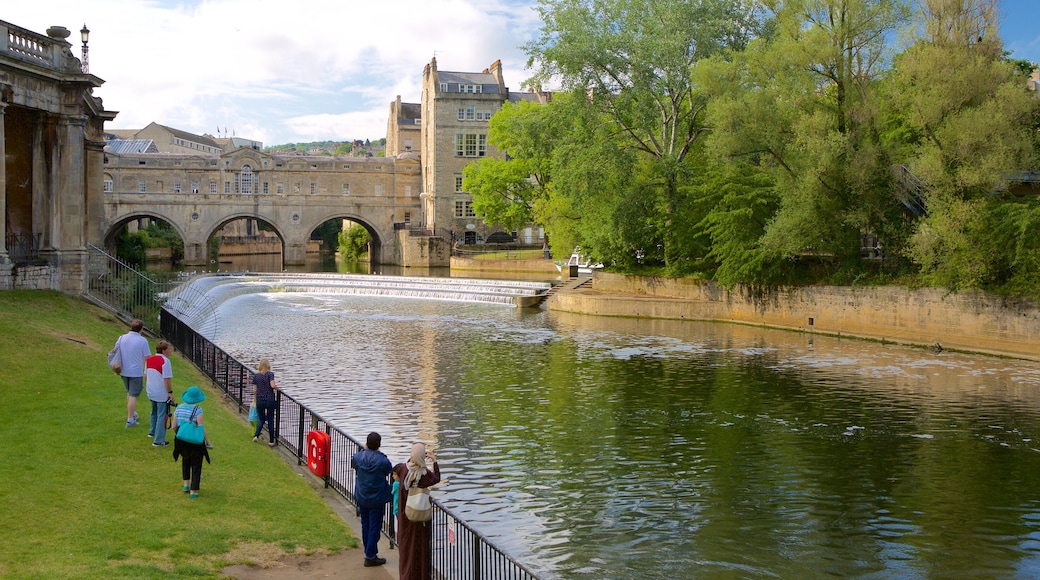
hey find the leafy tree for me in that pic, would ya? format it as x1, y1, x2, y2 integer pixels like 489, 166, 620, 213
338, 224, 371, 260
524, 0, 760, 268
463, 99, 560, 235
703, 0, 910, 272
883, 0, 1040, 291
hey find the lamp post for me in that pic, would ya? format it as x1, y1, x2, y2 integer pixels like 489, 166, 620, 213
80, 24, 89, 73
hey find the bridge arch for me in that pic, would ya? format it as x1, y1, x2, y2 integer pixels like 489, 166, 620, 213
303, 212, 388, 266
103, 211, 187, 249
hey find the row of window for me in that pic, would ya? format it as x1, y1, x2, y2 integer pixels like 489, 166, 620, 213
458, 106, 493, 121
441, 83, 483, 93
454, 133, 487, 157
111, 179, 402, 196
172, 137, 220, 154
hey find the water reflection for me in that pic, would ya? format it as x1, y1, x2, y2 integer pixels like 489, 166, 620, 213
209, 292, 1040, 579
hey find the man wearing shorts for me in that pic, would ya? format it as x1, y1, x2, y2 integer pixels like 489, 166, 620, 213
114, 319, 151, 427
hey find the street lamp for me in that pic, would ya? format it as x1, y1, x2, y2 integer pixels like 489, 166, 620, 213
80, 24, 89, 73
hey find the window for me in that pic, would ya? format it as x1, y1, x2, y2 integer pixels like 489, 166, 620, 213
455, 176, 464, 192
138, 180, 146, 193
455, 133, 487, 157
277, 183, 284, 195
440, 82, 448, 92
210, 182, 217, 194
234, 173, 240, 193
404, 212, 411, 224
454, 201, 476, 217
241, 165, 253, 194
173, 182, 181, 193
342, 183, 350, 195
191, 180, 199, 193
375, 184, 382, 196
263, 182, 269, 195
310, 183, 316, 194
459, 84, 482, 93
224, 181, 231, 194
103, 179, 113, 193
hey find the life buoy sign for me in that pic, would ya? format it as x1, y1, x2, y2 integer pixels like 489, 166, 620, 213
306, 430, 331, 478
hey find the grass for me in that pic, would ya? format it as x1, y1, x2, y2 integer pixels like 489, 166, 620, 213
0, 291, 357, 579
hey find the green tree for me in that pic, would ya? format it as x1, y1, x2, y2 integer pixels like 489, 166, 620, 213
463, 100, 559, 234
338, 224, 371, 260
883, 0, 1040, 292
703, 0, 910, 274
524, 0, 759, 268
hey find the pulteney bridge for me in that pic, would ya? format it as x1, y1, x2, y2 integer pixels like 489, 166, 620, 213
101, 146, 448, 267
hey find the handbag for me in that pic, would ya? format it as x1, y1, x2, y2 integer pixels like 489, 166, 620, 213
404, 485, 432, 522
107, 337, 122, 372
248, 399, 259, 423
175, 407, 205, 444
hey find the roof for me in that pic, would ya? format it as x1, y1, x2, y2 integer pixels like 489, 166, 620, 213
399, 102, 422, 121
156, 123, 221, 147
438, 70, 502, 93
104, 139, 159, 154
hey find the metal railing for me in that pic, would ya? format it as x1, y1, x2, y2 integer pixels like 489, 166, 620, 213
5, 233, 41, 262
160, 309, 542, 580
85, 243, 186, 332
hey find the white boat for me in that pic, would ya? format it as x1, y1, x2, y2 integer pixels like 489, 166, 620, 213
555, 247, 604, 275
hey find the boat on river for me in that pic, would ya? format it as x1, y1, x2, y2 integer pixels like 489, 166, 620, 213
555, 247, 604, 275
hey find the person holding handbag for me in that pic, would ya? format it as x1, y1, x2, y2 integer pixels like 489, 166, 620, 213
172, 386, 210, 498
251, 359, 279, 447
393, 442, 440, 580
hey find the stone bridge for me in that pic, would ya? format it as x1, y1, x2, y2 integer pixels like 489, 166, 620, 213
101, 146, 449, 267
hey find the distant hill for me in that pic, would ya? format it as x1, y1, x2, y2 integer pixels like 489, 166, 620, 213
265, 138, 387, 157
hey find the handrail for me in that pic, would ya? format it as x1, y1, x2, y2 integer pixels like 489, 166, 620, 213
160, 308, 543, 580
84, 243, 186, 332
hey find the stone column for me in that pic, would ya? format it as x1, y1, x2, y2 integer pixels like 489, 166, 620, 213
45, 114, 89, 293
0, 102, 11, 289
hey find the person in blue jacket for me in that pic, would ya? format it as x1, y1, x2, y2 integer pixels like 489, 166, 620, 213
350, 431, 393, 567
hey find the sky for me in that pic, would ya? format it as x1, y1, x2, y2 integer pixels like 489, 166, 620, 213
5, 0, 1040, 147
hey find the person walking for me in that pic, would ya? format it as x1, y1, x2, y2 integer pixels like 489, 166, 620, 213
145, 341, 174, 446
393, 442, 441, 580
113, 319, 151, 428
350, 432, 393, 568
172, 386, 210, 498
251, 359, 279, 447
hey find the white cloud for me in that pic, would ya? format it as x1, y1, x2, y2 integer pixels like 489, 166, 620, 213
4, 0, 541, 144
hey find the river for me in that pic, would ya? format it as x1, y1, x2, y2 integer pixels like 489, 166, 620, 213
200, 279, 1040, 579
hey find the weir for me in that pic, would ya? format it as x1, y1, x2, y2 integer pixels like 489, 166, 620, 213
163, 273, 553, 337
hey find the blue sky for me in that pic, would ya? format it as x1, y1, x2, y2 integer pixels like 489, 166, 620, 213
4, 0, 1039, 146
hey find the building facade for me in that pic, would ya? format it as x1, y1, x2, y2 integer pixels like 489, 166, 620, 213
0, 20, 116, 292
418, 58, 550, 245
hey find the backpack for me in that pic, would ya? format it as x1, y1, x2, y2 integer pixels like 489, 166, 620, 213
107, 337, 122, 372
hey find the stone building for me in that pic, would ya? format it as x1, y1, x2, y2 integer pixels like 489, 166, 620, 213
418, 57, 551, 246
0, 20, 116, 291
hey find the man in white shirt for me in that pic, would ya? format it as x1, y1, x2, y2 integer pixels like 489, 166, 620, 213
113, 319, 151, 427
145, 341, 175, 446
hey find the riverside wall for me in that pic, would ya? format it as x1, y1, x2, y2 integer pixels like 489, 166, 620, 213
451, 256, 559, 274
549, 272, 1040, 361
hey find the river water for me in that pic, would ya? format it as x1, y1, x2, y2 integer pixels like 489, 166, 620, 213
203, 284, 1040, 579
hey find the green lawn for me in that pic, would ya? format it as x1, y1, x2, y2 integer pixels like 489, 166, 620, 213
0, 291, 357, 579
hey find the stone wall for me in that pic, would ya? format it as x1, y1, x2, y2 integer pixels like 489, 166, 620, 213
549, 272, 1040, 361
450, 257, 558, 273
13, 264, 54, 290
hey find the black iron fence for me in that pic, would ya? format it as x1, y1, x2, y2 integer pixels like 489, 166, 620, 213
160, 308, 542, 580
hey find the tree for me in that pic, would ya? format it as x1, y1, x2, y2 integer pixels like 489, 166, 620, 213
463, 99, 560, 235
338, 224, 371, 260
883, 0, 1040, 291
524, 0, 760, 267
703, 0, 910, 271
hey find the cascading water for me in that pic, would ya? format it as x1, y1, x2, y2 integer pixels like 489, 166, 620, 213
163, 273, 552, 337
